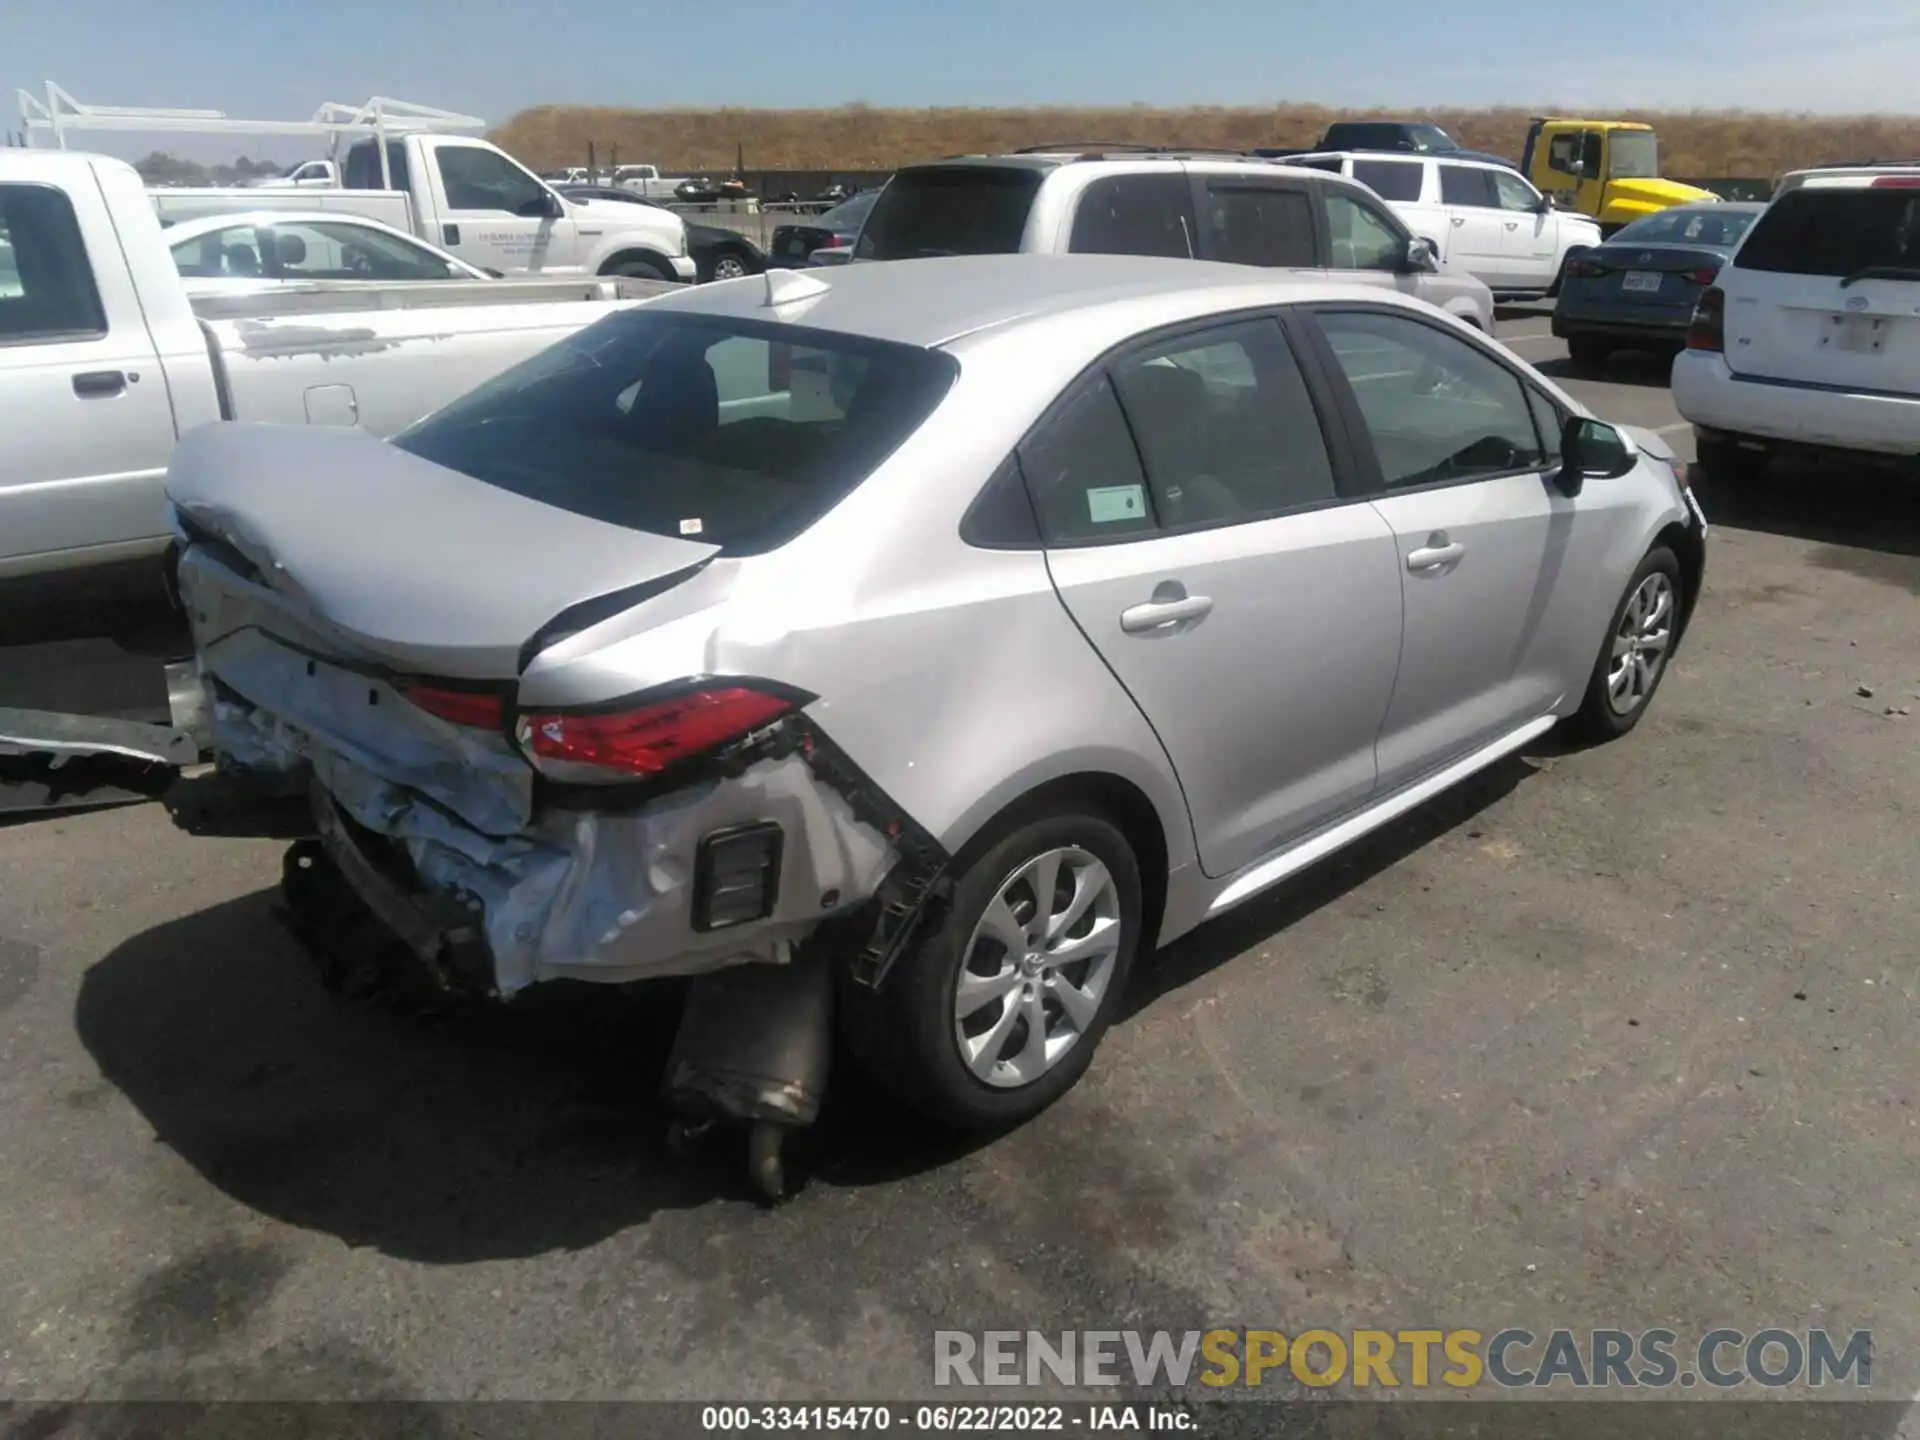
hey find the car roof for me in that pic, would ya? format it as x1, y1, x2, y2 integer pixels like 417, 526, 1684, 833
638, 253, 1436, 349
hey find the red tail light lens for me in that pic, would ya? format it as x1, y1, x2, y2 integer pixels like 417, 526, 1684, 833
399, 682, 506, 729
1687, 265, 1720, 286
517, 685, 799, 780
1569, 258, 1607, 280
1870, 175, 1920, 188
1686, 285, 1726, 353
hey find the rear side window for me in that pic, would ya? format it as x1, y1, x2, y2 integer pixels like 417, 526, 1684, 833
1440, 165, 1497, 208
1199, 184, 1316, 267
856, 167, 1043, 261
0, 183, 107, 344
1352, 160, 1423, 203
393, 311, 957, 555
1070, 174, 1194, 259
1111, 320, 1337, 525
1734, 188, 1920, 278
343, 140, 413, 192
1018, 377, 1156, 544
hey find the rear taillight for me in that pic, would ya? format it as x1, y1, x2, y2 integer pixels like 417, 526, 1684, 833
1870, 175, 1920, 188
1569, 258, 1607, 279
399, 682, 506, 730
515, 684, 802, 782
1686, 265, 1720, 286
1686, 285, 1726, 353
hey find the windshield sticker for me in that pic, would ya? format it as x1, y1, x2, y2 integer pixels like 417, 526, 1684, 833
1087, 485, 1148, 525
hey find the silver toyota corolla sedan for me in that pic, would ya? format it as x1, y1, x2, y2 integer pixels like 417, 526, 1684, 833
167, 255, 1706, 1142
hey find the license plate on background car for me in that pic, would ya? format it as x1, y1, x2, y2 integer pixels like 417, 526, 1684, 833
1823, 313, 1889, 354
1622, 271, 1662, 293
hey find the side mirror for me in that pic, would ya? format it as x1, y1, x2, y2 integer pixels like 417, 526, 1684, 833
1401, 236, 1440, 274
1556, 416, 1636, 496
1533, 192, 1554, 214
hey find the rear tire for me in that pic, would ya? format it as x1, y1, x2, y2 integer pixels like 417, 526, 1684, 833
1568, 545, 1682, 744
708, 252, 749, 281
841, 808, 1143, 1130
1566, 337, 1612, 373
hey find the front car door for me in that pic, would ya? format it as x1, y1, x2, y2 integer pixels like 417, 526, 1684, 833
1436, 163, 1511, 288
1490, 167, 1559, 289
1188, 171, 1317, 270
1300, 307, 1589, 791
1317, 184, 1427, 301
0, 180, 177, 575
1025, 315, 1404, 877
426, 142, 579, 275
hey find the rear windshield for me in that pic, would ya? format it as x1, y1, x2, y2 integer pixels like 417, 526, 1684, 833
393, 311, 958, 555
1613, 207, 1758, 248
855, 167, 1044, 261
1735, 188, 1920, 277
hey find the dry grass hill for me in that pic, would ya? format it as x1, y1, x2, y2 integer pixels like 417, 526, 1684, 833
491, 102, 1920, 179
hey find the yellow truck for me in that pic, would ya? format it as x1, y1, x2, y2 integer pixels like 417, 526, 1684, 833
1519, 118, 1719, 235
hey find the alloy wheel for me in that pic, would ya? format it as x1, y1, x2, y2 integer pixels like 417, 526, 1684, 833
711, 255, 747, 280
953, 846, 1123, 1089
1608, 571, 1674, 716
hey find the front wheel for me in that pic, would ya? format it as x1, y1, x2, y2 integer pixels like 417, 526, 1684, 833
1568, 546, 1682, 743
842, 808, 1143, 1130
708, 252, 749, 281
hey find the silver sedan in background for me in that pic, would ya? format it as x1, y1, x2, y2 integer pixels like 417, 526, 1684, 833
166, 255, 1705, 1144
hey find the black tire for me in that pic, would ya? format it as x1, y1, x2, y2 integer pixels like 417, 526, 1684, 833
841, 807, 1143, 1130
708, 251, 750, 282
604, 255, 672, 282
1568, 545, 1683, 744
1566, 336, 1612, 373
1694, 435, 1767, 488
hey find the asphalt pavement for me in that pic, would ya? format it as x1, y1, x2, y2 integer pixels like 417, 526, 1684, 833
2, 310, 1918, 1418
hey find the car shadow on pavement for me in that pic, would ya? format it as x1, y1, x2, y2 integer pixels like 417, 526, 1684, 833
1532, 351, 1677, 390
1693, 460, 1920, 561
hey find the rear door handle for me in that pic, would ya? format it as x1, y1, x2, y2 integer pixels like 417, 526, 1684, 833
1120, 594, 1214, 633
72, 370, 126, 398
1407, 540, 1465, 571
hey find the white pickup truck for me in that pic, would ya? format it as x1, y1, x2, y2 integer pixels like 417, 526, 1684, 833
0, 148, 673, 582
152, 135, 695, 284
611, 164, 683, 202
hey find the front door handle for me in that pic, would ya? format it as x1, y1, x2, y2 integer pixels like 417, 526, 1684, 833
1121, 592, 1214, 633
1407, 537, 1465, 571
1451, 216, 1467, 226
72, 370, 126, 398
1504, 221, 1520, 230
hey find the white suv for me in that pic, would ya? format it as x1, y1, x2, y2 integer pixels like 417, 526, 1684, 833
1284, 151, 1603, 300
1673, 166, 1920, 483
849, 148, 1495, 331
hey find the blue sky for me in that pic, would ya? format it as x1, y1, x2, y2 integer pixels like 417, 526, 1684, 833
11, 0, 1920, 160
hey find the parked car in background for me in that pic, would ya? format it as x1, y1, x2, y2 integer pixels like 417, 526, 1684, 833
0, 148, 671, 582
1258, 120, 1510, 168
557, 185, 767, 282
848, 151, 1495, 330
673, 176, 751, 206
768, 189, 879, 268
1551, 202, 1765, 370
168, 255, 1703, 1139
612, 163, 682, 201
1673, 165, 1920, 485
245, 159, 339, 188
164, 210, 493, 291
1284, 150, 1601, 299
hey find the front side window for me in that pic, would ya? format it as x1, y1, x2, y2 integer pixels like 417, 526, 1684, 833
1440, 165, 1497, 208
1200, 184, 1315, 268
1351, 159, 1424, 203
434, 146, 549, 215
1492, 170, 1542, 213
394, 312, 957, 555
1608, 131, 1659, 180
0, 183, 108, 341
1110, 320, 1337, 527
1314, 310, 1546, 492
1324, 193, 1406, 271
1069, 174, 1193, 259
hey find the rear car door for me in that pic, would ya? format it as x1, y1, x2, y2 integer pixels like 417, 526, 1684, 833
1302, 307, 1587, 792
1189, 171, 1318, 269
1491, 167, 1559, 288
1437, 164, 1511, 287
1026, 316, 1404, 877
425, 141, 580, 274
0, 180, 178, 574
1717, 181, 1920, 397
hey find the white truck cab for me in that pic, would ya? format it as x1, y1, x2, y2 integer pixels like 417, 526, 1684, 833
1286, 151, 1603, 298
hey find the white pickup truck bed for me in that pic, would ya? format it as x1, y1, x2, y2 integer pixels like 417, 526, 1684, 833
1, 150, 672, 581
